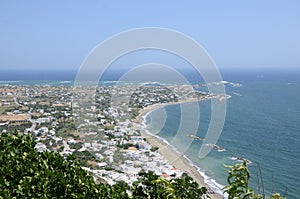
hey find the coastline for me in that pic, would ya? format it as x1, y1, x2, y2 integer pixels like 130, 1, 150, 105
134, 98, 224, 199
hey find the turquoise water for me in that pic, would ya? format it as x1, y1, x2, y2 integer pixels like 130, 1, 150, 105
145, 80, 300, 198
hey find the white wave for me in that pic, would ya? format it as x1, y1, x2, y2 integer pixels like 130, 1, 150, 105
141, 109, 157, 129
233, 92, 242, 96
229, 82, 242, 87
231, 156, 238, 160
141, 106, 228, 198
181, 155, 227, 198
142, 124, 227, 198
0, 80, 22, 83
141, 81, 160, 85
206, 80, 242, 88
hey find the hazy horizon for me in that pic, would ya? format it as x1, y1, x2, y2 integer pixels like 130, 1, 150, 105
0, 67, 299, 82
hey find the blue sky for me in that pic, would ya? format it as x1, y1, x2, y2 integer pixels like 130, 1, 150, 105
0, 0, 300, 71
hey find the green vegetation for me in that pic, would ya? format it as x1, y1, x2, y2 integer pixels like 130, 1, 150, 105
131, 171, 207, 199
150, 146, 159, 152
129, 108, 140, 118
0, 131, 287, 198
69, 142, 84, 150
0, 123, 32, 133
112, 151, 125, 166
0, 106, 16, 114
223, 160, 285, 199
103, 125, 115, 131
73, 150, 95, 162
117, 143, 135, 149
0, 132, 208, 198
0, 106, 9, 114
0, 131, 102, 198
56, 122, 76, 138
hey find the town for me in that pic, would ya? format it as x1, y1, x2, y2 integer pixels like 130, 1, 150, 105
0, 82, 216, 186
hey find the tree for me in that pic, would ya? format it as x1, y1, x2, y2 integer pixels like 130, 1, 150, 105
0, 131, 207, 198
0, 131, 110, 198
4, 131, 286, 199
154, 178, 176, 199
172, 173, 207, 199
223, 161, 285, 199
224, 160, 257, 199
132, 171, 207, 199
132, 171, 163, 198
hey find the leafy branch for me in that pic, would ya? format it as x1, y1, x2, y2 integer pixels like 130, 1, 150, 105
223, 160, 286, 199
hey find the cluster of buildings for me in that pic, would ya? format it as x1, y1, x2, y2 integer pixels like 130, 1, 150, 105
0, 82, 211, 186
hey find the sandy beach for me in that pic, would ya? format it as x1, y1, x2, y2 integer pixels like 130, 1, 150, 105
134, 98, 224, 199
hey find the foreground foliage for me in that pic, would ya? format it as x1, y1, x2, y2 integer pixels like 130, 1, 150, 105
132, 171, 207, 199
223, 160, 285, 199
0, 131, 207, 198
0, 131, 105, 198
1, 131, 287, 199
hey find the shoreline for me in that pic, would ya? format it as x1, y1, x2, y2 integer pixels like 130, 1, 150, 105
134, 98, 224, 199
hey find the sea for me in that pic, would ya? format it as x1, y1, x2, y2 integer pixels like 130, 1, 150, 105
1, 68, 299, 198
144, 69, 300, 199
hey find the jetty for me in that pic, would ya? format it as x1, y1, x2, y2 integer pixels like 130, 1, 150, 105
232, 156, 252, 164
187, 134, 204, 141
205, 144, 226, 152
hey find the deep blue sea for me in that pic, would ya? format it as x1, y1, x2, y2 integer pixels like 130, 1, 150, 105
1, 68, 299, 198
145, 78, 300, 198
